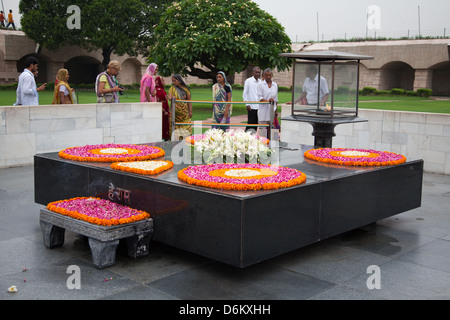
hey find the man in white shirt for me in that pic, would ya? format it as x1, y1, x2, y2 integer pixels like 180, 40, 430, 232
257, 68, 278, 138
15, 56, 46, 106
293, 64, 329, 107
242, 66, 261, 132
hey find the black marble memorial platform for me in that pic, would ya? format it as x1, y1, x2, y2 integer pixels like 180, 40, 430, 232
34, 141, 423, 268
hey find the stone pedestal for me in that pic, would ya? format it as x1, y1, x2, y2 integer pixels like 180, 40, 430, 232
88, 238, 120, 269
39, 209, 153, 269
282, 115, 368, 148
40, 220, 65, 249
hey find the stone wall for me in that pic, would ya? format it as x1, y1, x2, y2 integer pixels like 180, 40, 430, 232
280, 104, 450, 175
0, 102, 162, 168
2, 101, 449, 175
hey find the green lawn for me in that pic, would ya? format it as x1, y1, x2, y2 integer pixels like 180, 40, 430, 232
358, 99, 450, 113
1, 88, 449, 117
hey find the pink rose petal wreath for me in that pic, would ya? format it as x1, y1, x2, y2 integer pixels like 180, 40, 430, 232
59, 143, 165, 163
178, 163, 306, 191
47, 197, 151, 226
304, 148, 406, 167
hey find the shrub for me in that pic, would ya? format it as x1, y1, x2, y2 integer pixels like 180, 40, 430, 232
374, 90, 390, 95
390, 88, 406, 95
124, 83, 140, 90
0, 83, 18, 90
360, 87, 377, 95
278, 86, 292, 92
359, 87, 433, 97
416, 88, 432, 97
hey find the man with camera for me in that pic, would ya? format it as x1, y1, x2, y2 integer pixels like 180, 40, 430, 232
95, 60, 124, 103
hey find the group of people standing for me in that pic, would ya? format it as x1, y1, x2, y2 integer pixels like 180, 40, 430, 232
242, 66, 278, 135
209, 66, 279, 137
139, 64, 279, 140
14, 57, 115, 106
14, 56, 279, 140
139, 63, 192, 141
209, 66, 279, 136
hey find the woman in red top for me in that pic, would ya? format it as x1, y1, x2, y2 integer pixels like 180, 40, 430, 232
155, 76, 170, 141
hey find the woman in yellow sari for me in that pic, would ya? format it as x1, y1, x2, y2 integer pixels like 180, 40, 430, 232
168, 74, 192, 138
52, 69, 74, 104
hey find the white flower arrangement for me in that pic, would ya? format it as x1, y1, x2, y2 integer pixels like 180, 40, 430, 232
192, 129, 273, 164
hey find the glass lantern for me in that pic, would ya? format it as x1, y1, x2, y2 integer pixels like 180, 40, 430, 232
280, 50, 374, 147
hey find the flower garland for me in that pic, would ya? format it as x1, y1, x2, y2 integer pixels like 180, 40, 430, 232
304, 148, 407, 167
178, 163, 306, 191
187, 129, 273, 164
59, 144, 165, 162
47, 197, 151, 226
111, 160, 174, 175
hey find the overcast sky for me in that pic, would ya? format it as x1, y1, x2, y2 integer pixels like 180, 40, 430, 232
3, 0, 449, 42
253, 0, 450, 41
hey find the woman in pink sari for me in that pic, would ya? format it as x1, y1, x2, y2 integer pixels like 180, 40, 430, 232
140, 63, 158, 102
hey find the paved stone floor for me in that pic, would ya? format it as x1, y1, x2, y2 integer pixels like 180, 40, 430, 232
1, 165, 450, 301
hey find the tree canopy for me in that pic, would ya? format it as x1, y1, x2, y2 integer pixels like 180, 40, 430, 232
19, 0, 172, 68
148, 0, 292, 82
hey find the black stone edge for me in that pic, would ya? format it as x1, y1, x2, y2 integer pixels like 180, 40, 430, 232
33, 149, 424, 202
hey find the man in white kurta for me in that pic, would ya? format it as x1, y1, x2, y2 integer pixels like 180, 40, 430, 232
15, 56, 45, 106
243, 66, 262, 132
257, 68, 278, 137
303, 74, 329, 105
293, 64, 329, 106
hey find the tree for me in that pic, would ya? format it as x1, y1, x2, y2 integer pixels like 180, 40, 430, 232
148, 0, 292, 82
19, 0, 172, 68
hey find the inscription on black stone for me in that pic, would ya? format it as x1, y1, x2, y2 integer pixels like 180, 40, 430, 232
108, 183, 132, 206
